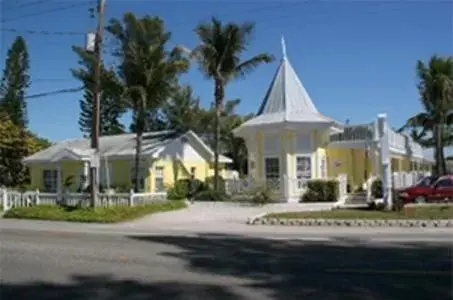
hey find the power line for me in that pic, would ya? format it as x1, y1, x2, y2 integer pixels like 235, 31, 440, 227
1, 28, 85, 36
1, 1, 92, 24
24, 87, 83, 99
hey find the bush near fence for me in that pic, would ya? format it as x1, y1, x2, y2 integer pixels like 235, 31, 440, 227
300, 179, 339, 203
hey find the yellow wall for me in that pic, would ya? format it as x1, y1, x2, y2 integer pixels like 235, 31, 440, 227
327, 148, 375, 189
327, 147, 423, 189
29, 160, 83, 191
149, 159, 223, 192
28, 158, 226, 193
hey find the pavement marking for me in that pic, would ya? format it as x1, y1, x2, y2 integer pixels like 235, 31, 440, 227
326, 268, 452, 276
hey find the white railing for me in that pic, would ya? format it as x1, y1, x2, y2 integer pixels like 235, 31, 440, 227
392, 171, 430, 189
329, 123, 375, 143
0, 188, 168, 211
388, 130, 424, 158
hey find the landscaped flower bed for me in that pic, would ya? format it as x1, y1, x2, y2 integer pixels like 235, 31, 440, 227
248, 205, 453, 227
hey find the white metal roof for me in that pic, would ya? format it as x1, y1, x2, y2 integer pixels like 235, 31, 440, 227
23, 130, 232, 164
235, 38, 343, 134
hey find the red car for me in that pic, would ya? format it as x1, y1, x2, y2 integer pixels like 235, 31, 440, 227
398, 175, 439, 204
427, 175, 453, 203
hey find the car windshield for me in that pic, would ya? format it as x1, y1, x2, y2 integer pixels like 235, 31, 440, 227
415, 176, 437, 187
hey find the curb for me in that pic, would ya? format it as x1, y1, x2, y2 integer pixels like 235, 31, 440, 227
248, 218, 453, 228
246, 212, 267, 225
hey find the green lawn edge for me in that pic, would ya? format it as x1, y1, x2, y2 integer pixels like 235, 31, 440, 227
265, 206, 453, 220
2, 201, 187, 223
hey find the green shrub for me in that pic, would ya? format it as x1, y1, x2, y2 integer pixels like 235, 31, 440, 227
249, 186, 274, 205
167, 179, 208, 200
205, 176, 226, 193
371, 179, 383, 199
300, 179, 339, 202
167, 180, 189, 200
193, 189, 229, 202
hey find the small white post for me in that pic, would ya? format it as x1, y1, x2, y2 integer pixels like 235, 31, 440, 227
57, 163, 62, 202
129, 189, 134, 207
2, 188, 7, 211
378, 113, 393, 210
35, 189, 40, 206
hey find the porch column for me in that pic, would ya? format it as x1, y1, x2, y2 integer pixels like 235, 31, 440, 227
378, 113, 393, 209
56, 163, 62, 201
281, 131, 291, 202
372, 121, 380, 176
82, 161, 90, 190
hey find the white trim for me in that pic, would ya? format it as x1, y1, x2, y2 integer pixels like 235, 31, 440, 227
185, 130, 233, 163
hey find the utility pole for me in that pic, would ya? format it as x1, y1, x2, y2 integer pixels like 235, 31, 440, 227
86, 0, 106, 208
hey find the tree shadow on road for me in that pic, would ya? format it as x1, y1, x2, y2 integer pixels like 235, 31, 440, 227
129, 234, 452, 300
0, 274, 242, 300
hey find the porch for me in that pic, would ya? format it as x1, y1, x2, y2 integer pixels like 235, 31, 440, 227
327, 121, 432, 188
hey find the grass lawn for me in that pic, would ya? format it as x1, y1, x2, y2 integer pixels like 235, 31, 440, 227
2, 201, 187, 223
265, 205, 453, 220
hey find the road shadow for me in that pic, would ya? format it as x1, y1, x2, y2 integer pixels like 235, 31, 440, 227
0, 274, 243, 300
129, 234, 452, 300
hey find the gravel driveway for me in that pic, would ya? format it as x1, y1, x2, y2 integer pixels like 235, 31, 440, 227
120, 201, 335, 229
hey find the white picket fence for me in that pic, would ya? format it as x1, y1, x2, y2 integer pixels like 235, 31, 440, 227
0, 189, 167, 212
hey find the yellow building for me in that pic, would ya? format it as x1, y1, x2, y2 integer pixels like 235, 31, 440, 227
234, 39, 432, 202
22, 131, 232, 194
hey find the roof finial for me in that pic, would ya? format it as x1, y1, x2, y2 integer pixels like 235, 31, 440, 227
281, 35, 287, 59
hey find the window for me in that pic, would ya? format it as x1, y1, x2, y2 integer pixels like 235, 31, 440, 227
43, 169, 58, 192
296, 156, 311, 189
264, 157, 280, 190
131, 166, 146, 192
435, 178, 453, 188
296, 156, 311, 179
155, 167, 165, 192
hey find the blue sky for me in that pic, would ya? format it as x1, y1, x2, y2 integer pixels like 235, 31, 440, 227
1, 0, 452, 154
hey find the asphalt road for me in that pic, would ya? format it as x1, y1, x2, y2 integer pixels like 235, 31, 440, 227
1, 230, 452, 300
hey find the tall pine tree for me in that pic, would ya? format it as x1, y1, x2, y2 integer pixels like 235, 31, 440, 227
71, 46, 126, 138
162, 85, 204, 133
0, 36, 30, 128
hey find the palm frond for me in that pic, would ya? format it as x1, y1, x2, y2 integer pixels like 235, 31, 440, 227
235, 53, 275, 78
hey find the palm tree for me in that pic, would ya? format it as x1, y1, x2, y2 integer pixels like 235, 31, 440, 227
399, 55, 453, 176
107, 13, 189, 192
190, 18, 274, 191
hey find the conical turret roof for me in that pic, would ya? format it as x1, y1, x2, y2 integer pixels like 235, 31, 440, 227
235, 37, 343, 134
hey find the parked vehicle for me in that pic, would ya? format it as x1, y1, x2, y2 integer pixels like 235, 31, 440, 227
398, 175, 439, 204
426, 175, 453, 203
